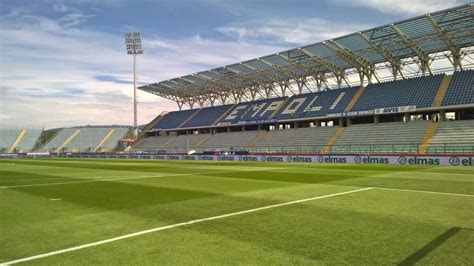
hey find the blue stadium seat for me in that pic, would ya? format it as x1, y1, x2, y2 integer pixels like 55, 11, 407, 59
182, 104, 233, 128
351, 74, 444, 111
442, 70, 474, 106
153, 109, 197, 130
275, 86, 358, 119
218, 97, 287, 124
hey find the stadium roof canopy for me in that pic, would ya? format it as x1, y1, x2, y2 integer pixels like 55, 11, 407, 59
140, 3, 474, 109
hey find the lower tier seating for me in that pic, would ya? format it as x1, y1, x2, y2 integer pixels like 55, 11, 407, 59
165, 134, 211, 150
201, 131, 260, 150
0, 129, 23, 152
39, 127, 129, 153
0, 128, 43, 153
16, 129, 43, 152
254, 127, 337, 152
332, 121, 429, 154
134, 135, 175, 150
134, 120, 474, 155
427, 120, 474, 154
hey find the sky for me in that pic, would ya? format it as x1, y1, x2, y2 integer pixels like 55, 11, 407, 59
0, 0, 470, 129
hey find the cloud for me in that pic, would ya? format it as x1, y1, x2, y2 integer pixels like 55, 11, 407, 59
52, 1, 71, 12
0, 6, 289, 128
217, 17, 368, 45
341, 0, 464, 15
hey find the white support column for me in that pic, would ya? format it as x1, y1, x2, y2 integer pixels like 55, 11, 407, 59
133, 53, 138, 139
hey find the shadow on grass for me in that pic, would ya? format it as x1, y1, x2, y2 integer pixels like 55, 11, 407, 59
398, 227, 473, 265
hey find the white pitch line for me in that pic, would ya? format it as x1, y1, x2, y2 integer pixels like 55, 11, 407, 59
373, 187, 474, 197
0, 187, 372, 265
0, 174, 186, 189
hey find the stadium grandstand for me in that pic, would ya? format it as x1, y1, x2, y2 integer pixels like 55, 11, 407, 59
0, 126, 130, 154
0, 128, 43, 153
133, 4, 474, 156
37, 126, 130, 153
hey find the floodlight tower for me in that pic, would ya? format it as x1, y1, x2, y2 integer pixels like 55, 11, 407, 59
124, 32, 143, 139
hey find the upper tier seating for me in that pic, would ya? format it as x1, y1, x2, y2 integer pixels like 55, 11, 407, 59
145, 71, 472, 131
153, 109, 197, 130
275, 86, 358, 120
182, 105, 233, 128
442, 70, 474, 106
332, 121, 429, 154
351, 74, 444, 111
218, 97, 287, 125
427, 120, 474, 154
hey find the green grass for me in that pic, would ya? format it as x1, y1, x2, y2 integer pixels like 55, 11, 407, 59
1, 158, 473, 265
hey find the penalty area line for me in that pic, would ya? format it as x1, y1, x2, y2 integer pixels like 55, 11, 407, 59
0, 187, 372, 265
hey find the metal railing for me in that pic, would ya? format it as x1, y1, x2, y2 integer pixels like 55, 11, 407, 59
133, 143, 474, 155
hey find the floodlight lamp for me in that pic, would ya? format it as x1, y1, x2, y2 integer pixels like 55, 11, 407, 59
124, 32, 143, 55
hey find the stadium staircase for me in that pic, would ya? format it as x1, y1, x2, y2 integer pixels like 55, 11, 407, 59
55, 129, 81, 153
8, 129, 27, 153
268, 98, 290, 119
213, 104, 236, 124
94, 128, 115, 152
247, 131, 268, 147
195, 134, 212, 148
143, 111, 168, 131
432, 75, 453, 107
160, 137, 176, 149
426, 120, 474, 154
320, 127, 346, 154
344, 85, 365, 112
178, 109, 201, 128
418, 122, 439, 155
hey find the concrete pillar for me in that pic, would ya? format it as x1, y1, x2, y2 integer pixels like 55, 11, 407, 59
314, 120, 319, 128
227, 127, 231, 133
242, 126, 245, 132
294, 122, 299, 129
374, 115, 379, 125
439, 110, 446, 122
347, 118, 352, 127
339, 118, 344, 127
404, 113, 410, 122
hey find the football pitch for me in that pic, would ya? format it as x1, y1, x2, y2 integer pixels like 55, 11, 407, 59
1, 159, 473, 265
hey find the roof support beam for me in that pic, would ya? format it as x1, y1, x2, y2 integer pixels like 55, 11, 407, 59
257, 58, 298, 80
391, 24, 433, 75
358, 32, 405, 79
426, 14, 462, 70
195, 73, 236, 92
277, 53, 316, 77
312, 72, 328, 91
241, 62, 283, 84
324, 40, 379, 84
298, 48, 349, 87
225, 66, 269, 86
